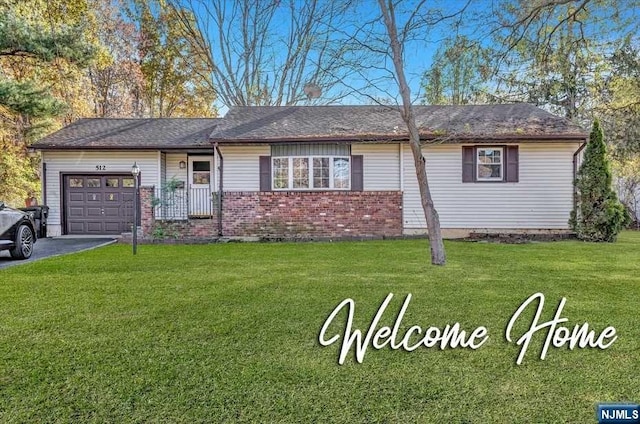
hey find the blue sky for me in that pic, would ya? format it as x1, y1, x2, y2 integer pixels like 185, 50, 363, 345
342, 0, 495, 103
175, 0, 496, 110
177, 0, 639, 110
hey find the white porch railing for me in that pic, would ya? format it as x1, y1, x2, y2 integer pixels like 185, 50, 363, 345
154, 187, 213, 220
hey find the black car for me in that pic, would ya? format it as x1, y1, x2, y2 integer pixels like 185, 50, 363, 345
0, 201, 37, 260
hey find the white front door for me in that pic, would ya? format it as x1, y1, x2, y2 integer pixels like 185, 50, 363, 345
188, 156, 213, 216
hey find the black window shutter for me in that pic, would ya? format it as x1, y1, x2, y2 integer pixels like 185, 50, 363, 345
351, 155, 363, 191
505, 146, 519, 182
462, 146, 475, 182
259, 156, 272, 191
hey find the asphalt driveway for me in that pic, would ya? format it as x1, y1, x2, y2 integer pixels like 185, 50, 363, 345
0, 237, 116, 269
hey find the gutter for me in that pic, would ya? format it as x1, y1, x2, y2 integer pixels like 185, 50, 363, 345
210, 133, 589, 145
42, 162, 47, 206
214, 141, 223, 237
32, 145, 214, 151
572, 141, 588, 212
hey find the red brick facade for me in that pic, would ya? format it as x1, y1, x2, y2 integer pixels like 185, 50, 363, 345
217, 191, 402, 238
140, 186, 155, 236
139, 187, 403, 240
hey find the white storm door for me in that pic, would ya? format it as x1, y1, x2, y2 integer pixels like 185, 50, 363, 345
188, 156, 213, 216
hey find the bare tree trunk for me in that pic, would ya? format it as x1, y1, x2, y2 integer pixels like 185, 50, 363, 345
378, 0, 446, 265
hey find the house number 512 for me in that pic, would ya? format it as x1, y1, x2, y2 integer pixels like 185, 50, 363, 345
96, 165, 106, 170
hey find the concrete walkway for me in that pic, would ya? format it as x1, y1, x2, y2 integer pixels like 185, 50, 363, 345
0, 237, 116, 269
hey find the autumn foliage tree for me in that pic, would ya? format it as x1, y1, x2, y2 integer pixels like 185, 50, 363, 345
0, 8, 95, 205
0, 0, 219, 205
132, 0, 216, 117
88, 0, 144, 117
0, 11, 94, 134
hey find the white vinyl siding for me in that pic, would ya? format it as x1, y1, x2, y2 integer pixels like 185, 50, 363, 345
402, 143, 580, 230
220, 144, 399, 192
351, 144, 401, 191
165, 153, 188, 187
40, 141, 580, 236
42, 150, 159, 236
219, 145, 270, 191
166, 153, 219, 190
160, 152, 166, 188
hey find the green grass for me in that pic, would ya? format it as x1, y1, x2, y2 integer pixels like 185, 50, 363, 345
1, 233, 639, 423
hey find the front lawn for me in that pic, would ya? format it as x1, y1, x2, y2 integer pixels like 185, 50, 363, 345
1, 233, 639, 422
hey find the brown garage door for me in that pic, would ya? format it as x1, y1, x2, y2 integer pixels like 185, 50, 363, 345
64, 175, 136, 235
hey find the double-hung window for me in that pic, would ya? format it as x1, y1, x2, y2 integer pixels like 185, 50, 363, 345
462, 145, 519, 183
476, 147, 503, 181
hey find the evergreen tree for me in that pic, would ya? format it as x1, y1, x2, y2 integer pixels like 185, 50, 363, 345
0, 12, 94, 118
570, 120, 630, 241
0, 10, 95, 205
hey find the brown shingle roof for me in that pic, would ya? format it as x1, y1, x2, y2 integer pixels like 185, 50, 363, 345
33, 118, 220, 150
32, 104, 587, 150
210, 104, 587, 143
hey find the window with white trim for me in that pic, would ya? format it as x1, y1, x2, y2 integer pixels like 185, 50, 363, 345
272, 156, 351, 190
476, 147, 503, 181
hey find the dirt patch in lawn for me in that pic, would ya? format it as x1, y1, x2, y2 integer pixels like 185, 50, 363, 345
463, 232, 577, 244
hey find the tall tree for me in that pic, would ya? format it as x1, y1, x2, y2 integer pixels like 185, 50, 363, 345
131, 0, 217, 117
599, 41, 640, 158
0, 12, 94, 124
422, 35, 491, 105
491, 0, 640, 232
491, 0, 639, 123
7, 0, 100, 125
324, 1, 475, 264
0, 7, 94, 205
165, 0, 352, 106
375, 0, 452, 265
599, 41, 640, 221
88, 0, 144, 117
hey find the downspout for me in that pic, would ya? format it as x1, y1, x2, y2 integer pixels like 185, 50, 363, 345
42, 161, 47, 206
214, 142, 223, 237
572, 141, 587, 212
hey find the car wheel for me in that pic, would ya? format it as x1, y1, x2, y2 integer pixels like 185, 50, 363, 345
10, 225, 34, 260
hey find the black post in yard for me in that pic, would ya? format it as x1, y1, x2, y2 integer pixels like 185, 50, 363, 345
215, 142, 224, 237
132, 162, 140, 255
